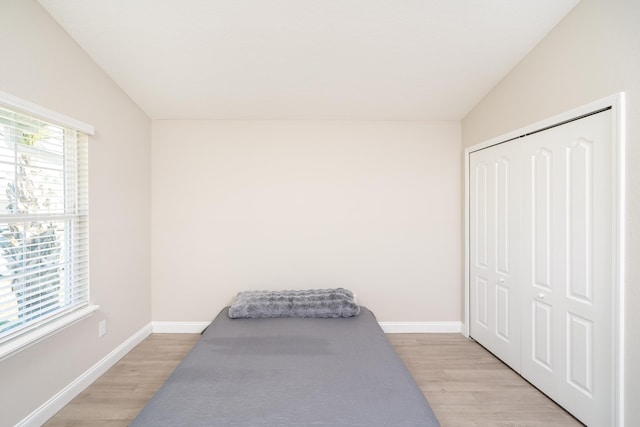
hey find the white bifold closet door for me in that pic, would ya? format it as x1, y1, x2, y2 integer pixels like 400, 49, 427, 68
468, 140, 521, 370
469, 110, 613, 427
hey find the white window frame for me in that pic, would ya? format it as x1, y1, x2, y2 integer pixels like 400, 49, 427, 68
0, 91, 97, 361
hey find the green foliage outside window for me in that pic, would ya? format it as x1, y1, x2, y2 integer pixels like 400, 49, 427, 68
0, 127, 63, 332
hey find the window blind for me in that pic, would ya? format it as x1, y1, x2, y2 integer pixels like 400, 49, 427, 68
0, 104, 90, 345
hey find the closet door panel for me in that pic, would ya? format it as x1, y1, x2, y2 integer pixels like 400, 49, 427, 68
469, 145, 520, 369
521, 141, 562, 400
559, 112, 613, 427
469, 156, 494, 344
494, 155, 515, 345
470, 158, 492, 341
520, 111, 612, 426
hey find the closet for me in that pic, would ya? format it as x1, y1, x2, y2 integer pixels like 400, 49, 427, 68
467, 107, 617, 426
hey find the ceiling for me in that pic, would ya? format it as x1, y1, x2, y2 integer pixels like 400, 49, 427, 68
39, 0, 579, 121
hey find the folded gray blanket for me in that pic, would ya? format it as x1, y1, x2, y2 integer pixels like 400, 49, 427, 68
228, 288, 360, 319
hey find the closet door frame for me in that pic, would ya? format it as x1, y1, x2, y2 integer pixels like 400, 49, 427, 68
463, 93, 626, 426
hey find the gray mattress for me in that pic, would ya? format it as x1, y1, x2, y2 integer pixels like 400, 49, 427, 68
131, 307, 440, 427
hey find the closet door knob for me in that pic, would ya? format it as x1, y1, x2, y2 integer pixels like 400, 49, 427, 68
538, 293, 546, 299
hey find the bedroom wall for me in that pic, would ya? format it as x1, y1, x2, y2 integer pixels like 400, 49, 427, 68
461, 0, 639, 424
0, 1, 151, 425
151, 120, 461, 323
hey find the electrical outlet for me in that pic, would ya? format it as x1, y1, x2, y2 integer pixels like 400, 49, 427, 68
98, 319, 107, 338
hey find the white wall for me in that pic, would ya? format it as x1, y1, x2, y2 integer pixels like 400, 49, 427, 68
0, 1, 151, 425
462, 0, 640, 424
152, 121, 461, 322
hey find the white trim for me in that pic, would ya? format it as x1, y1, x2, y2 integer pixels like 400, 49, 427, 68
151, 320, 462, 334
464, 94, 623, 154
0, 90, 95, 135
379, 321, 462, 334
463, 145, 471, 338
151, 321, 210, 333
612, 93, 626, 427
0, 305, 99, 362
16, 323, 152, 427
463, 93, 625, 427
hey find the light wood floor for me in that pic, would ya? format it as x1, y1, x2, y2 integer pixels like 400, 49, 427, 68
45, 333, 582, 427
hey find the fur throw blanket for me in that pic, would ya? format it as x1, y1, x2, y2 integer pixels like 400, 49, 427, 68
228, 288, 360, 319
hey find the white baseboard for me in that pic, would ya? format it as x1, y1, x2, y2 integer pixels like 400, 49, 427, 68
151, 321, 211, 333
379, 321, 462, 333
17, 324, 152, 427
151, 320, 462, 334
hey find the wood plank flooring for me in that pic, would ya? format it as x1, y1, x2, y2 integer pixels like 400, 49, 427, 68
45, 333, 582, 427
387, 334, 582, 426
44, 334, 200, 427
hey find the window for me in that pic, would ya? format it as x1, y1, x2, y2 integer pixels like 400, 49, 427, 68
0, 94, 94, 358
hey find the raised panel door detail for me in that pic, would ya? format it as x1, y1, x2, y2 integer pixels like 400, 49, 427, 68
475, 163, 488, 269
495, 157, 510, 275
496, 284, 510, 341
566, 140, 593, 304
567, 313, 593, 397
475, 277, 488, 327
532, 149, 552, 291
532, 300, 553, 371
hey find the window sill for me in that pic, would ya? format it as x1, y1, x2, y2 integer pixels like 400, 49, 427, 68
0, 305, 99, 361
